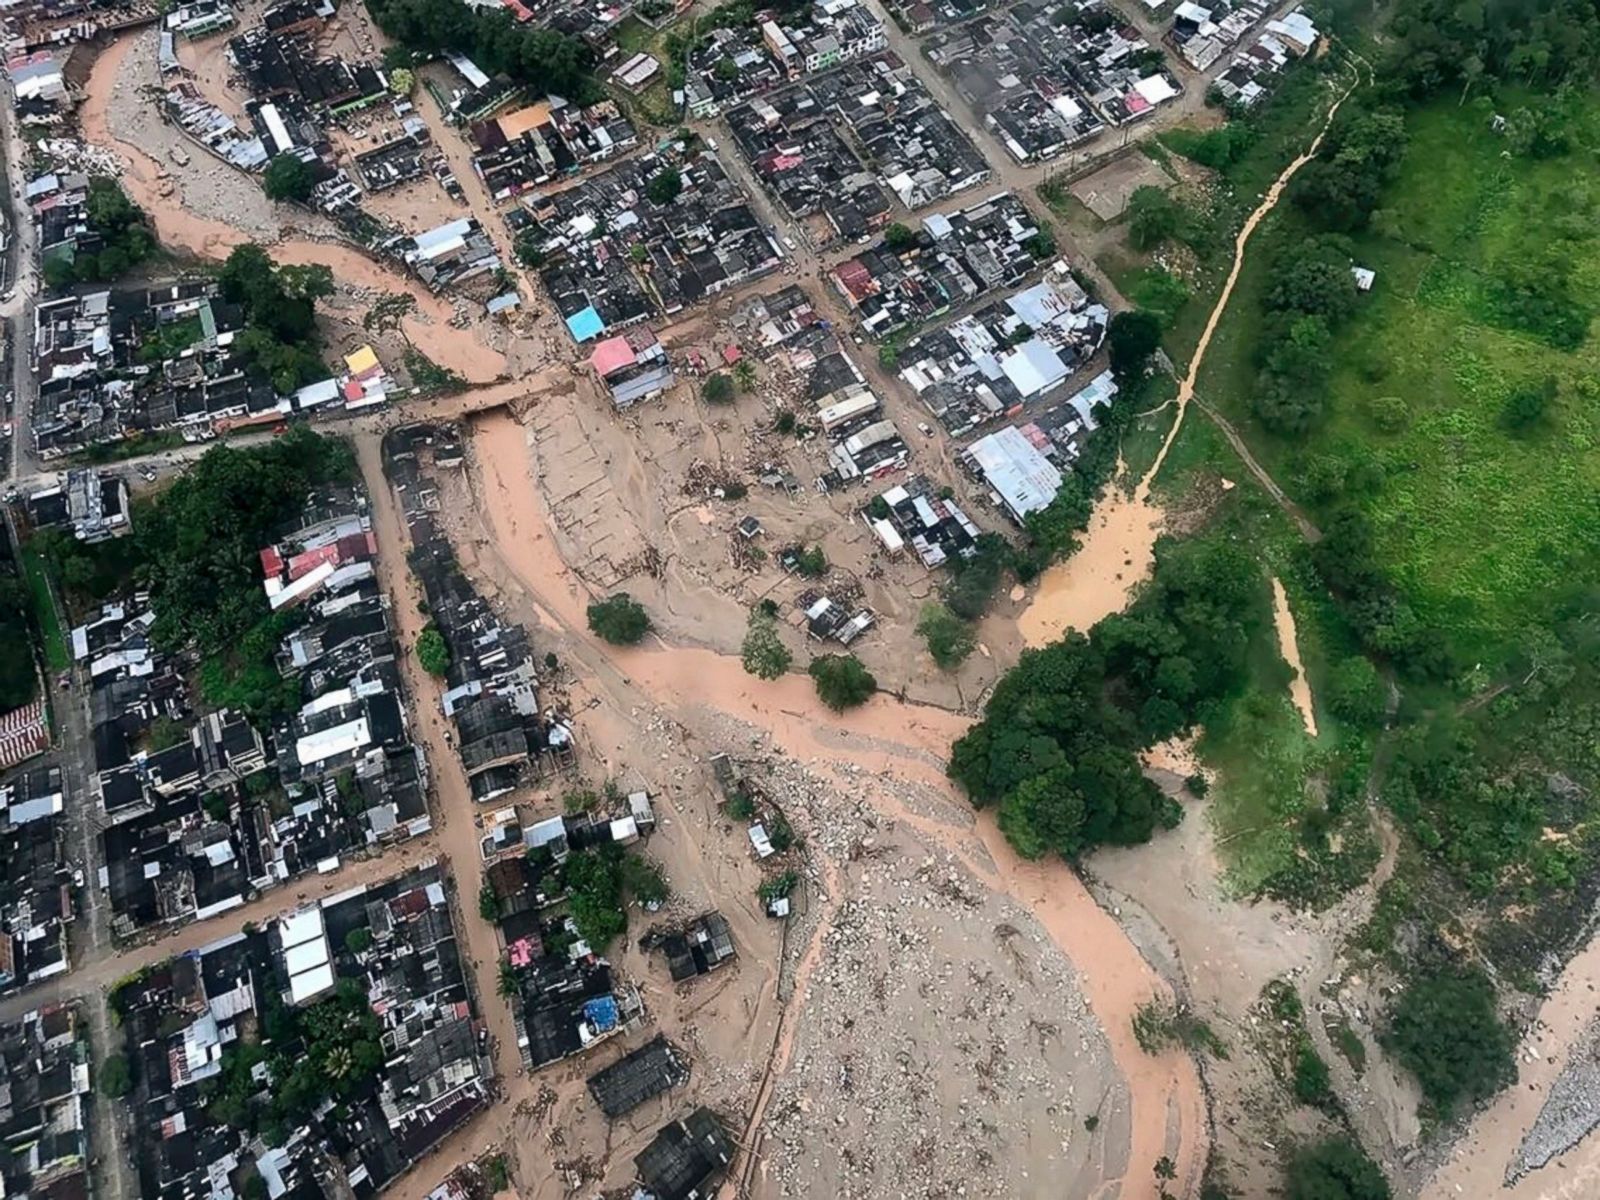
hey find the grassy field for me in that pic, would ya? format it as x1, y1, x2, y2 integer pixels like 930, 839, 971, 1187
20, 545, 70, 673
1198, 96, 1600, 660
1145, 408, 1378, 897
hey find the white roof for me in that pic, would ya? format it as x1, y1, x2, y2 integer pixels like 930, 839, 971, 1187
967, 425, 1064, 518
870, 518, 904, 553
283, 936, 329, 977
1000, 339, 1068, 398
288, 962, 336, 1005
1134, 74, 1179, 105
277, 907, 325, 949
1050, 94, 1083, 122
295, 716, 370, 766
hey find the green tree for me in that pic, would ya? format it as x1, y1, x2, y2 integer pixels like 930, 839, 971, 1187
478, 881, 501, 922
732, 360, 756, 391
1382, 966, 1514, 1115
1284, 1137, 1390, 1200
809, 654, 876, 711
1108, 310, 1162, 381
998, 766, 1087, 859
741, 608, 792, 679
646, 167, 683, 205
389, 66, 415, 94
416, 625, 450, 675
793, 545, 827, 577
561, 847, 628, 946
884, 222, 916, 250
344, 928, 373, 954
702, 373, 735, 404
515, 229, 545, 268
1327, 657, 1386, 727
1502, 377, 1554, 431
917, 602, 976, 670
1127, 185, 1179, 250
98, 1054, 132, 1098
587, 594, 651, 644
620, 852, 670, 904
262, 154, 316, 204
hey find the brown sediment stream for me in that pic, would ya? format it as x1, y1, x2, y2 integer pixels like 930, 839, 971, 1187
469, 409, 1208, 1199
1271, 577, 1318, 737
79, 34, 507, 383
1018, 69, 1363, 648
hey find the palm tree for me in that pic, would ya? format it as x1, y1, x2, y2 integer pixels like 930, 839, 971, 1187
732, 360, 756, 392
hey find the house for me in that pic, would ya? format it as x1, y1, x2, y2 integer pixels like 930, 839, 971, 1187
633, 1108, 734, 1200
586, 1035, 689, 1117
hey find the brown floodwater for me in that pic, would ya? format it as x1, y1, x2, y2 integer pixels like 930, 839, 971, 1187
79, 34, 507, 383
469, 408, 1210, 1199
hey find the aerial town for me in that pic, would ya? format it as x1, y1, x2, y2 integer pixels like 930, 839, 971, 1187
1, 0, 1598, 1197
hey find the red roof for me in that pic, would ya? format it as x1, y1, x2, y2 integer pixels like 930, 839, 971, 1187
259, 546, 284, 578
588, 335, 637, 378
834, 259, 873, 303
722, 344, 742, 365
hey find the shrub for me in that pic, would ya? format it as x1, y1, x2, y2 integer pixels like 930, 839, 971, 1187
1284, 1137, 1390, 1200
1293, 1044, 1333, 1107
587, 594, 651, 644
702, 373, 735, 404
809, 654, 876, 711
793, 545, 827, 578
98, 1054, 132, 1098
478, 882, 501, 922
742, 608, 792, 679
1327, 657, 1386, 727
917, 602, 976, 670
1382, 966, 1514, 1116
416, 625, 450, 675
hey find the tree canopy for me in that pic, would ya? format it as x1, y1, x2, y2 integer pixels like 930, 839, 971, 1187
741, 608, 792, 679
1284, 1137, 1391, 1200
132, 428, 355, 716
1382, 965, 1515, 1115
218, 244, 333, 393
646, 167, 683, 205
366, 0, 595, 99
950, 532, 1265, 857
262, 153, 316, 203
1108, 310, 1163, 381
809, 654, 876, 711
587, 594, 651, 645
416, 625, 450, 675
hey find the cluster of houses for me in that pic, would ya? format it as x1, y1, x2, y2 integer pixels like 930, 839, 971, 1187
726, 51, 989, 245
830, 191, 1051, 341
25, 279, 401, 461
681, 0, 886, 118
115, 861, 491, 1198
513, 138, 782, 343
924, 0, 1183, 163
383, 423, 577, 802
80, 485, 432, 936
467, 93, 639, 202
737, 284, 909, 488
1204, 6, 1321, 108
895, 264, 1110, 436
0, 1003, 92, 1200
479, 785, 739, 1200
0, 766, 74, 992
961, 368, 1118, 522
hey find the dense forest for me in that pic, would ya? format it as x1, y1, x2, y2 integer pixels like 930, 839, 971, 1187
366, 0, 595, 101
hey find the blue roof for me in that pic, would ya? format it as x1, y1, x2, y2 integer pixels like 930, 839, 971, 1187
566, 306, 605, 342
584, 995, 619, 1031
